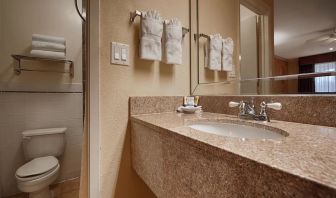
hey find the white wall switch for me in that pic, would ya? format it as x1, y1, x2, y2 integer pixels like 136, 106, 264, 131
111, 42, 129, 66
114, 51, 120, 60
120, 44, 129, 65
121, 48, 127, 61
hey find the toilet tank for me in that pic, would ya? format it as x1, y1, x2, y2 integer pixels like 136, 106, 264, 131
22, 128, 66, 161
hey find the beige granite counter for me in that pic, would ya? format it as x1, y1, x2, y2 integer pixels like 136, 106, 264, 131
131, 112, 336, 197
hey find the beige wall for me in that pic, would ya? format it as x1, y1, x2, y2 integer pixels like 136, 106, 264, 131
0, 0, 82, 92
0, 93, 83, 197
99, 0, 190, 197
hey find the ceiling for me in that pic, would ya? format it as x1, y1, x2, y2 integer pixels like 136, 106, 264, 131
240, 5, 257, 21
274, 0, 336, 59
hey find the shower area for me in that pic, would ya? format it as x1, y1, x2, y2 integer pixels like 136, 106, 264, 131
0, 0, 88, 197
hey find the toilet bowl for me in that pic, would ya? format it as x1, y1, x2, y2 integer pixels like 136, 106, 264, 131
15, 128, 66, 198
16, 156, 60, 198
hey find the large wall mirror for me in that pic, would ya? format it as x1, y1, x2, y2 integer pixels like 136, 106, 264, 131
190, 0, 336, 95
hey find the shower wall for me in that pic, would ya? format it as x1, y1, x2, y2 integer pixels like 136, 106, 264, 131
0, 0, 83, 92
0, 0, 84, 197
0, 93, 83, 196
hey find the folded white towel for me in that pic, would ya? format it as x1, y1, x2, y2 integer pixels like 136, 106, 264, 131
30, 50, 66, 60
32, 41, 66, 52
222, 37, 234, 71
207, 34, 222, 71
164, 19, 182, 65
140, 10, 163, 61
32, 34, 66, 45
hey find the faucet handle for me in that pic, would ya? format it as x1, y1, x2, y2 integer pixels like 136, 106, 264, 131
267, 102, 282, 110
229, 101, 240, 108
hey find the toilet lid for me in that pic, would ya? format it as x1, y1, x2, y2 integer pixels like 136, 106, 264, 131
16, 156, 58, 178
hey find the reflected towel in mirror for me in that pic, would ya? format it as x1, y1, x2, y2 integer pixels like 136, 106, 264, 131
207, 34, 222, 71
222, 37, 234, 71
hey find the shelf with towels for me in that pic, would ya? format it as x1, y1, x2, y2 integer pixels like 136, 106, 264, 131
11, 54, 74, 77
130, 10, 190, 37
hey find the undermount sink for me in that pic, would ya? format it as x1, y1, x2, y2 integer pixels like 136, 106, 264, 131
188, 121, 287, 140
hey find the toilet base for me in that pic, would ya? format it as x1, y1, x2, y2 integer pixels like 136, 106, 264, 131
29, 187, 52, 198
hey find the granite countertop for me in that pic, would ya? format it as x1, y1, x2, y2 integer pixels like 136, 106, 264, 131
131, 112, 336, 191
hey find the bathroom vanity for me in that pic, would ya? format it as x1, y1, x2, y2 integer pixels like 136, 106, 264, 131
130, 96, 336, 198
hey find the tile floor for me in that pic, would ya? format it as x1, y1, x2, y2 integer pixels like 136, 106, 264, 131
5, 177, 80, 198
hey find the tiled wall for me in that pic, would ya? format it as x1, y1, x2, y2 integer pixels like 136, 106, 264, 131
0, 92, 83, 197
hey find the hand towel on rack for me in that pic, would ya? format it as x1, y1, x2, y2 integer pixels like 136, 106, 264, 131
32, 41, 66, 52
222, 37, 234, 71
30, 50, 66, 60
207, 34, 222, 71
32, 34, 66, 45
163, 19, 182, 65
140, 10, 163, 61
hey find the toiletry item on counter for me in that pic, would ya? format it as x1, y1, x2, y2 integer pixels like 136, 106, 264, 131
184, 96, 195, 106
194, 96, 199, 106
207, 34, 222, 71
177, 106, 202, 114
222, 37, 234, 71
180, 96, 201, 113
164, 19, 182, 65
140, 10, 163, 61
183, 96, 200, 107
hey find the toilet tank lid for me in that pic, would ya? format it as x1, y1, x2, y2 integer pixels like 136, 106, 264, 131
22, 128, 67, 137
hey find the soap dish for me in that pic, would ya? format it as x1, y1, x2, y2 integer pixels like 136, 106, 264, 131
177, 106, 202, 114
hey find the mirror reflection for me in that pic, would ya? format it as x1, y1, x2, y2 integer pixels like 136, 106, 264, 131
191, 0, 336, 95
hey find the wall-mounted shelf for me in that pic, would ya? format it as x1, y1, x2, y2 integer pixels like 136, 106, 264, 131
11, 54, 74, 77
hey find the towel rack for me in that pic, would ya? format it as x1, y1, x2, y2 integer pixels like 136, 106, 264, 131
130, 10, 190, 37
194, 33, 211, 41
11, 54, 74, 77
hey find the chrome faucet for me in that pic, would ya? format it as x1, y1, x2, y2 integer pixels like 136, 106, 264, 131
229, 100, 282, 122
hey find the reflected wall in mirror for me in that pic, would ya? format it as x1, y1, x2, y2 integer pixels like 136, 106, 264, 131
270, 0, 336, 94
191, 0, 241, 95
191, 0, 336, 95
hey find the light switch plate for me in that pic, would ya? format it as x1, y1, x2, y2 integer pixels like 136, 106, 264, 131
111, 42, 129, 66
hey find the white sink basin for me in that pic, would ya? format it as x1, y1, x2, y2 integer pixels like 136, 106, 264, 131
188, 121, 287, 140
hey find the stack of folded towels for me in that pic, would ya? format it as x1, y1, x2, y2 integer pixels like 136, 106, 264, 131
30, 34, 66, 60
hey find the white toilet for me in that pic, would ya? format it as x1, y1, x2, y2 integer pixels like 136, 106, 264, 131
15, 128, 66, 198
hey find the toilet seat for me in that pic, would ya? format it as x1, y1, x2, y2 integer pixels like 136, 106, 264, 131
16, 156, 59, 181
